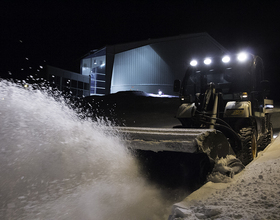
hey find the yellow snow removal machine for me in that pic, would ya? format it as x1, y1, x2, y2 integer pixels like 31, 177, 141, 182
119, 52, 273, 189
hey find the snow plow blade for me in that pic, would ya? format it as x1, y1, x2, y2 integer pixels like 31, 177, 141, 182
118, 127, 235, 160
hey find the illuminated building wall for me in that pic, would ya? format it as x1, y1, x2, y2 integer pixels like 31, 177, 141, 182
81, 33, 228, 96
81, 48, 107, 96
111, 45, 173, 94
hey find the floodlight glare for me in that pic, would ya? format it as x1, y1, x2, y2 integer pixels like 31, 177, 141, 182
222, 55, 230, 63
204, 58, 212, 65
237, 52, 248, 62
190, 60, 198, 66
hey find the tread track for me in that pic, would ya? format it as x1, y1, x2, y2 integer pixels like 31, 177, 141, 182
265, 123, 273, 146
238, 127, 257, 165
260, 122, 273, 150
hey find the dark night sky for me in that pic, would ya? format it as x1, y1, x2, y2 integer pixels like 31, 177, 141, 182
1, 0, 280, 87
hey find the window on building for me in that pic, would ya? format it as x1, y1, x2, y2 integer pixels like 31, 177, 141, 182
63, 78, 71, 87
55, 76, 61, 88
71, 80, 77, 88
78, 81, 83, 89
84, 83, 89, 90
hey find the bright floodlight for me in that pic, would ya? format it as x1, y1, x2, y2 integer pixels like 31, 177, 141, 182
204, 58, 212, 65
222, 55, 230, 63
237, 52, 248, 62
190, 60, 198, 66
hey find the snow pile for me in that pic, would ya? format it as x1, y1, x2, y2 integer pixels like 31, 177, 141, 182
170, 137, 280, 219
207, 155, 245, 183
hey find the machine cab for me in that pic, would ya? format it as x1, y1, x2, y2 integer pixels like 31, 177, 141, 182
175, 53, 266, 110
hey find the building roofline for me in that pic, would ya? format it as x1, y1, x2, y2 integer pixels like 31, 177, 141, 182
82, 32, 228, 59
81, 47, 107, 59
112, 32, 228, 54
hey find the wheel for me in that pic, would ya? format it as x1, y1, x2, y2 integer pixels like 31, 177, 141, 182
267, 123, 273, 144
260, 122, 273, 150
238, 127, 257, 165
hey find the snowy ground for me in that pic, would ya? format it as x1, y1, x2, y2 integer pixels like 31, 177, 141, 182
169, 134, 280, 220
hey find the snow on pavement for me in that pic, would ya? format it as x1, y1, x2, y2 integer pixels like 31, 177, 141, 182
169, 135, 280, 220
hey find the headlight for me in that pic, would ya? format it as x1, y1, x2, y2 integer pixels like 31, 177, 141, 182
237, 52, 248, 62
222, 55, 230, 63
240, 92, 248, 100
204, 58, 212, 65
190, 60, 198, 66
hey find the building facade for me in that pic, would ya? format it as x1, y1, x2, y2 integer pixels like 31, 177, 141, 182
81, 33, 228, 96
42, 65, 90, 97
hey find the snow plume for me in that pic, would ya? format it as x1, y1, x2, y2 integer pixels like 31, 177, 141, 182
0, 80, 170, 219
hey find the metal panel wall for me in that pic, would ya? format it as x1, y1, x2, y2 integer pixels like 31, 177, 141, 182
111, 35, 227, 95
81, 33, 228, 96
111, 45, 174, 95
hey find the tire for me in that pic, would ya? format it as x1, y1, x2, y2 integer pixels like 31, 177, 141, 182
238, 127, 257, 165
267, 123, 273, 144
260, 122, 273, 150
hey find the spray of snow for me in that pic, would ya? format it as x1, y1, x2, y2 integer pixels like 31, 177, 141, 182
0, 80, 172, 219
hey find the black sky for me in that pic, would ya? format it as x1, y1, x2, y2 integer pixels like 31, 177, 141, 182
1, 0, 280, 82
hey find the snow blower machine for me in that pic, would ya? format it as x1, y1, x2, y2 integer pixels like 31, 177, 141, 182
119, 52, 274, 189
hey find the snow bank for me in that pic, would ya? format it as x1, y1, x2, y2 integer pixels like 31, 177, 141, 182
170, 135, 280, 219
207, 155, 244, 183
